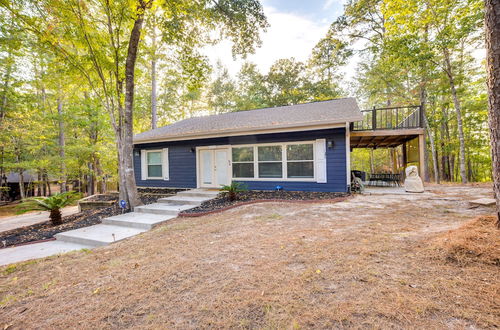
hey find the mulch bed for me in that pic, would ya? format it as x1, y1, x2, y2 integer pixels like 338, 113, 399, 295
180, 191, 349, 216
137, 187, 187, 195
0, 206, 122, 248
0, 192, 177, 248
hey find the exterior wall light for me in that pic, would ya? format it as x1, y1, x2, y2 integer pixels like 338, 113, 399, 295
327, 140, 334, 149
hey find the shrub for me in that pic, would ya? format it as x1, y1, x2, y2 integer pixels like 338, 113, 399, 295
17, 192, 82, 226
221, 182, 247, 201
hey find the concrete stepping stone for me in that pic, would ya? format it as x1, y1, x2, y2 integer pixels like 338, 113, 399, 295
102, 213, 175, 230
176, 189, 220, 198
55, 224, 146, 247
134, 203, 193, 215
157, 195, 211, 205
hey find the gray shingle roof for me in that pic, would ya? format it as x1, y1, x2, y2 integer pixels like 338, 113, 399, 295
134, 98, 362, 143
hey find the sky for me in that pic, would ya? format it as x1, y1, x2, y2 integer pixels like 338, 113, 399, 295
203, 0, 347, 77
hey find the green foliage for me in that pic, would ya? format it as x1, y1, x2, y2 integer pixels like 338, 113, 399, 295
17, 191, 81, 225
221, 182, 248, 201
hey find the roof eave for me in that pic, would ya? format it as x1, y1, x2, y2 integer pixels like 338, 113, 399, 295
133, 121, 354, 145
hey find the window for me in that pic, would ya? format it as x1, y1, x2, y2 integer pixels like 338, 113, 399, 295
258, 145, 282, 178
147, 151, 162, 178
232, 147, 254, 178
286, 144, 314, 178
230, 141, 317, 181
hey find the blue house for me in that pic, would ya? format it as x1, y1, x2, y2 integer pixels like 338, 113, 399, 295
133, 98, 428, 192
133, 98, 364, 192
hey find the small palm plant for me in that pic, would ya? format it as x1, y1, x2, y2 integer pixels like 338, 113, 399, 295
17, 192, 81, 226
220, 182, 247, 201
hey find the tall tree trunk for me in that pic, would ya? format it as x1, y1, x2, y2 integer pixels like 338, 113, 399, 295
151, 25, 158, 130
87, 162, 95, 196
18, 170, 25, 200
0, 146, 4, 200
57, 97, 67, 193
37, 171, 42, 196
117, 14, 146, 210
420, 87, 431, 182
95, 156, 106, 193
485, 0, 500, 226
0, 51, 12, 124
443, 48, 467, 183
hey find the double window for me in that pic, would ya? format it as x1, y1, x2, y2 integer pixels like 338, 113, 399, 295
232, 142, 315, 180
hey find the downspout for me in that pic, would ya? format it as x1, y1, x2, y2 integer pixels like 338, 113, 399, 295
346, 122, 351, 192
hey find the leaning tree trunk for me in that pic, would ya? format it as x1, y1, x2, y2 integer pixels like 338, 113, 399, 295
444, 49, 467, 184
485, 0, 500, 226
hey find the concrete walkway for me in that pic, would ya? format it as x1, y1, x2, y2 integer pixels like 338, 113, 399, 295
0, 206, 79, 234
0, 189, 219, 266
0, 241, 90, 266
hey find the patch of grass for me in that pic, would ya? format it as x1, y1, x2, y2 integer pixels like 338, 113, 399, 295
1, 259, 39, 275
0, 294, 17, 306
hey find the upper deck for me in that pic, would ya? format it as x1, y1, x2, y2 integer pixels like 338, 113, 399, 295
350, 105, 424, 148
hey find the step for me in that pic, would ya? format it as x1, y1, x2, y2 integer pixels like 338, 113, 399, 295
134, 203, 193, 215
157, 195, 211, 205
176, 189, 220, 198
102, 212, 176, 230
55, 224, 146, 247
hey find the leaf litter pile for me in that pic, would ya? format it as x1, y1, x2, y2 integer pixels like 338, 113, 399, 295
0, 184, 498, 328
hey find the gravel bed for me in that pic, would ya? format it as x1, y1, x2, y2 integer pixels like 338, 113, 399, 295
182, 191, 349, 214
137, 188, 186, 195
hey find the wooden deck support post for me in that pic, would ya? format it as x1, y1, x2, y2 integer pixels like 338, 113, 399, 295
418, 133, 426, 179
402, 142, 408, 169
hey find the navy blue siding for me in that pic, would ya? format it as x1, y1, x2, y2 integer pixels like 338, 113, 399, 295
134, 128, 347, 192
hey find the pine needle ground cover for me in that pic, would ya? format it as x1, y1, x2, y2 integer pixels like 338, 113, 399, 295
1, 185, 498, 328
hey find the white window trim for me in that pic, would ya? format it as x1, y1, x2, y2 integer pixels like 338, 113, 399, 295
144, 149, 169, 180
230, 141, 317, 182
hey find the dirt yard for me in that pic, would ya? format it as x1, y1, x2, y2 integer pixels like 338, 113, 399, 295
1, 185, 498, 328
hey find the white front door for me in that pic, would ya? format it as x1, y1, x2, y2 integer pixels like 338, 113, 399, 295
199, 148, 230, 188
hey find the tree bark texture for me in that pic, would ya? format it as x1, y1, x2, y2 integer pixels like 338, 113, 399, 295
485, 0, 500, 226
117, 12, 146, 210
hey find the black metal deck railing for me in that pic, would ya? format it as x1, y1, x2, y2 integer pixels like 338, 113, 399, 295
352, 105, 423, 131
